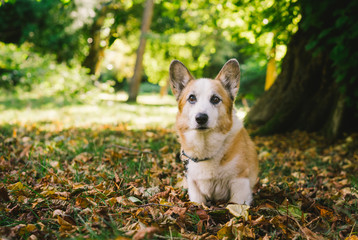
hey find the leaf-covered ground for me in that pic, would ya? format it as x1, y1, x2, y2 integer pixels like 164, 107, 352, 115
0, 122, 357, 239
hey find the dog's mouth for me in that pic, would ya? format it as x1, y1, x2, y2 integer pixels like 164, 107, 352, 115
196, 126, 209, 131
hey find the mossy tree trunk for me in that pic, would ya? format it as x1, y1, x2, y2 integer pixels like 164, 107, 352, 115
246, 29, 346, 139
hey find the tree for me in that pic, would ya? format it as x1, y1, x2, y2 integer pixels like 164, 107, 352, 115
246, 0, 358, 139
127, 0, 154, 102
0, 0, 86, 63
82, 2, 121, 75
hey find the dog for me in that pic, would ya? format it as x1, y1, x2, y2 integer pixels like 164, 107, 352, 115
169, 59, 258, 205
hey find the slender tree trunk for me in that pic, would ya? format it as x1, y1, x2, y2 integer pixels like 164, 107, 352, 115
246, 29, 344, 139
127, 0, 154, 102
82, 5, 108, 76
160, 79, 169, 97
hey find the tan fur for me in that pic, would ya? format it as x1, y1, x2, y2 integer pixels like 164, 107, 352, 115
220, 128, 258, 188
212, 81, 233, 133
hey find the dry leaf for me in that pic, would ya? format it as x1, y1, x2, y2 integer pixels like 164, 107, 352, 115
345, 236, 358, 240
226, 204, 250, 221
132, 226, 160, 240
217, 225, 234, 239
8, 181, 24, 191
57, 216, 76, 232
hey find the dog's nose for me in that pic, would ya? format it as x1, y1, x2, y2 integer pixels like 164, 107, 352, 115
195, 113, 208, 125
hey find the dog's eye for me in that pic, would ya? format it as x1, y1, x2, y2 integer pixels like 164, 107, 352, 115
210, 95, 221, 105
188, 94, 197, 104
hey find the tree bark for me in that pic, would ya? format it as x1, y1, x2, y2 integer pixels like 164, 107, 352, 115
82, 5, 108, 76
82, 2, 120, 75
246, 29, 344, 139
127, 0, 154, 102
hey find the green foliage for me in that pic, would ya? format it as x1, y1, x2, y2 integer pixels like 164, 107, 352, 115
143, 0, 278, 88
301, 0, 358, 110
240, 58, 266, 100
244, 0, 301, 46
0, 43, 94, 98
0, 0, 89, 63
0, 0, 305, 101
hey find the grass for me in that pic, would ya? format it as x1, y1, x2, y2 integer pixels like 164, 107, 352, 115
0, 91, 178, 130
0, 90, 357, 239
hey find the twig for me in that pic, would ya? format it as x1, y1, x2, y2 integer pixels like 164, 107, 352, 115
137, 203, 175, 208
109, 144, 153, 154
348, 221, 356, 238
287, 215, 324, 240
153, 234, 186, 240
306, 216, 320, 227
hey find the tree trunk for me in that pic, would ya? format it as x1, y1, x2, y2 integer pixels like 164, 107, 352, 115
127, 0, 154, 102
246, 29, 344, 139
160, 79, 169, 97
82, 5, 108, 76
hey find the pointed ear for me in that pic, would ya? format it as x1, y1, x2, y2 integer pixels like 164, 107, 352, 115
169, 60, 194, 100
215, 59, 240, 100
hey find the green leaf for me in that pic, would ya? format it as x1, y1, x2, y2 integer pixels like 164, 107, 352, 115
128, 196, 142, 203
278, 204, 306, 220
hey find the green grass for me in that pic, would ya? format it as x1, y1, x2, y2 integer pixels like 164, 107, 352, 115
0, 91, 178, 130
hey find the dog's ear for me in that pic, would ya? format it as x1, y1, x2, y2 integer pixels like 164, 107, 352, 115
169, 60, 194, 100
215, 59, 240, 100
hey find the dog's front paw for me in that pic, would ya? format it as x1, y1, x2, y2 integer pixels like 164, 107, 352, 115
230, 178, 253, 205
188, 190, 207, 205
187, 179, 207, 205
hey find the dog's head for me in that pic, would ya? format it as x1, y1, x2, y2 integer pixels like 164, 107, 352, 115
169, 59, 240, 133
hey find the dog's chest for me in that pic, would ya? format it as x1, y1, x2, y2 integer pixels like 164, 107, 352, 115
183, 131, 227, 159
187, 161, 235, 202
187, 158, 236, 180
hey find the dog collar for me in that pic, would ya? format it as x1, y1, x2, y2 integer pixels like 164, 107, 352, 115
180, 150, 211, 163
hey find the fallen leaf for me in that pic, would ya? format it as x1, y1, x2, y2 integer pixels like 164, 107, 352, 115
25, 224, 37, 233
142, 186, 160, 198
29, 234, 38, 240
226, 204, 250, 221
132, 226, 160, 240
73, 152, 92, 163
345, 236, 358, 240
115, 236, 132, 240
19, 144, 32, 159
57, 216, 76, 232
75, 196, 92, 208
53, 209, 65, 217
316, 205, 334, 220
196, 209, 210, 221
128, 196, 142, 204
217, 225, 234, 239
8, 181, 25, 191
0, 187, 10, 202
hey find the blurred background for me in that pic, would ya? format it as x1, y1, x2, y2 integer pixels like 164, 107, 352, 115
0, 0, 357, 137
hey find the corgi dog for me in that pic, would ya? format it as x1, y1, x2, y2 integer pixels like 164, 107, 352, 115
169, 59, 258, 205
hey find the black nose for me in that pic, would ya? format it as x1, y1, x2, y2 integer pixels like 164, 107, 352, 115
195, 113, 208, 125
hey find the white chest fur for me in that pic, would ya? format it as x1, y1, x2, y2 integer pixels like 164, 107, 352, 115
182, 116, 253, 204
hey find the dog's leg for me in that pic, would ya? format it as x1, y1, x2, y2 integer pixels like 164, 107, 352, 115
229, 178, 252, 205
187, 178, 206, 204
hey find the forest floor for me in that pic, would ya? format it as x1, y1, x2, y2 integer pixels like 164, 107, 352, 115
0, 92, 357, 239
